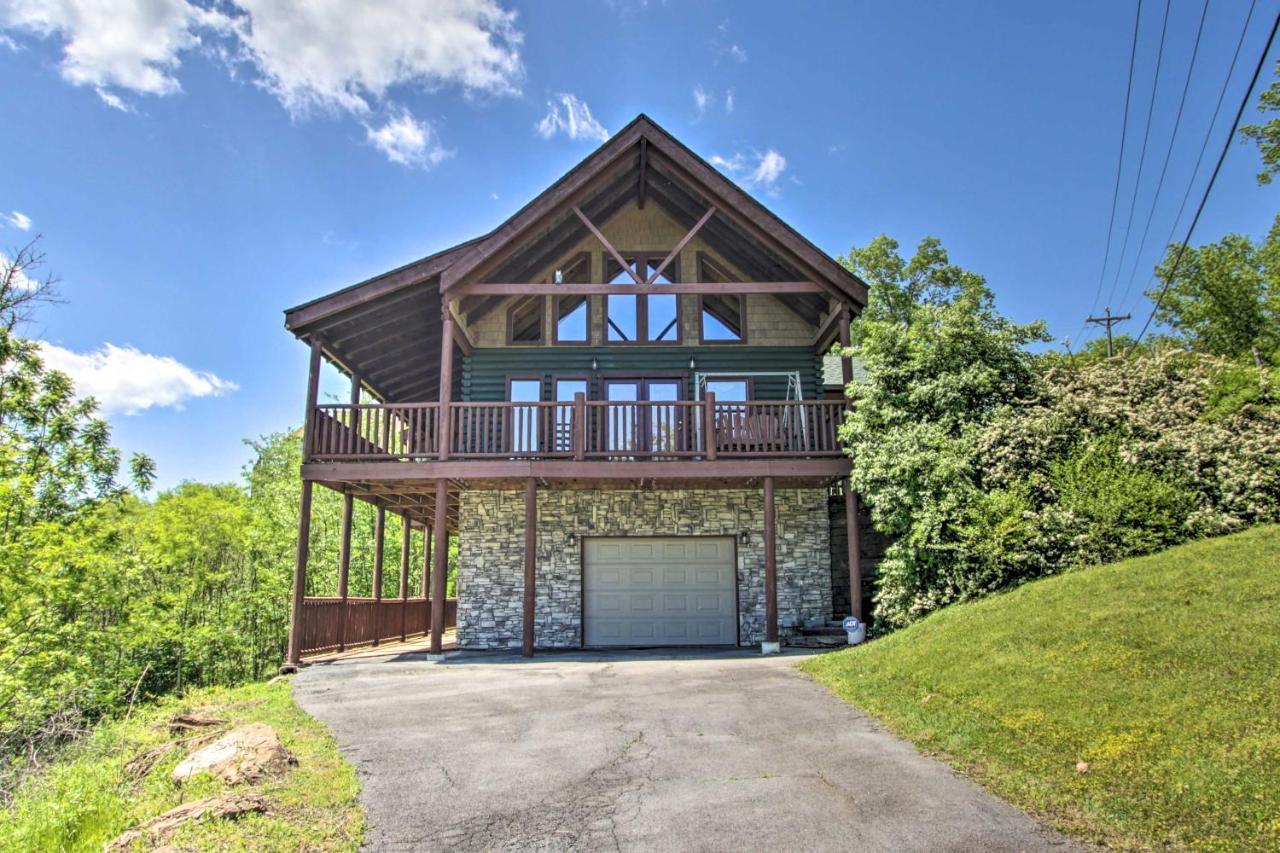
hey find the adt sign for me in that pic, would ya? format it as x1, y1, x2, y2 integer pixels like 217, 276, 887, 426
842, 616, 866, 645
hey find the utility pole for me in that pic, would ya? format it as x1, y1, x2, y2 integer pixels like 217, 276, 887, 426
1085, 307, 1130, 357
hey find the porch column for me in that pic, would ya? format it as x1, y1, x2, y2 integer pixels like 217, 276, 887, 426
284, 336, 323, 671
763, 476, 780, 654
437, 307, 455, 460
429, 480, 449, 657
399, 514, 410, 642
337, 492, 353, 651
284, 480, 314, 670
372, 507, 385, 646
522, 478, 537, 657
837, 305, 863, 620
422, 524, 433, 596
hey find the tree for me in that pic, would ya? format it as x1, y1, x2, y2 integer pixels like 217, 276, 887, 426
1148, 216, 1280, 364
838, 235, 1048, 626
1240, 60, 1280, 185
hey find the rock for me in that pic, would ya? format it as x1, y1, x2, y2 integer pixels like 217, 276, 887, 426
125, 731, 225, 779
171, 723, 296, 785
106, 794, 267, 851
1075, 760, 1090, 774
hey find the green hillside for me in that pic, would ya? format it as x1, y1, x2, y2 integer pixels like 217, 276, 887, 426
802, 526, 1280, 851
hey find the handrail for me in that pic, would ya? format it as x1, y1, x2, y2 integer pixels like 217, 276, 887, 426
307, 399, 845, 462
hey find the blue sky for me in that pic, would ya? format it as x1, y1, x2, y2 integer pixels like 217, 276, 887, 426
1, 0, 1277, 490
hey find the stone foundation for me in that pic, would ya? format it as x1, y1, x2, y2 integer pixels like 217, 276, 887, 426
456, 488, 831, 649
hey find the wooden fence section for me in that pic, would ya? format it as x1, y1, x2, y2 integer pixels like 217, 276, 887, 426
299, 596, 458, 656
308, 399, 845, 462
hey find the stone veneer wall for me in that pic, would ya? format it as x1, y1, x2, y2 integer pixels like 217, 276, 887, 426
456, 488, 831, 649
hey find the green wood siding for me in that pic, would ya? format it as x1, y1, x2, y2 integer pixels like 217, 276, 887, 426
462, 346, 822, 402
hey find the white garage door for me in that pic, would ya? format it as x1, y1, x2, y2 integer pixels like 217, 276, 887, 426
583, 537, 737, 647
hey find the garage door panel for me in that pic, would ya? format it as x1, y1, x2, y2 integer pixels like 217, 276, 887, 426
584, 537, 736, 647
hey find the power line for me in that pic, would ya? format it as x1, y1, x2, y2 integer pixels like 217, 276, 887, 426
1104, 0, 1173, 317
1115, 0, 1212, 313
1132, 0, 1258, 313
1077, 0, 1146, 347
1134, 2, 1280, 346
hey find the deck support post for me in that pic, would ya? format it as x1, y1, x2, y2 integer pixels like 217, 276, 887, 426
301, 337, 323, 462
429, 480, 449, 657
837, 305, 863, 620
763, 475, 780, 654
372, 507, 385, 646
284, 480, 314, 670
437, 308, 455, 460
399, 514, 410, 642
421, 525, 432, 627
337, 493, 353, 652
522, 477, 537, 657
844, 489, 863, 622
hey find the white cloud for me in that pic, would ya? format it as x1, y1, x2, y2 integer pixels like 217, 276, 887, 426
710, 148, 788, 195
692, 84, 711, 117
6, 210, 31, 230
0, 0, 218, 95
535, 93, 608, 143
225, 0, 523, 116
727, 43, 748, 63
725, 87, 735, 113
38, 341, 237, 415
0, 0, 524, 118
95, 88, 130, 111
365, 108, 451, 168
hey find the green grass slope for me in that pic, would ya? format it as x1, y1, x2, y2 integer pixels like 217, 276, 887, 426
0, 680, 363, 851
802, 526, 1280, 851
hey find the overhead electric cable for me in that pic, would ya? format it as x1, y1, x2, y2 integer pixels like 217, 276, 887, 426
1103, 0, 1173, 316
1115, 0, 1211, 312
1133, 2, 1280, 346
1076, 0, 1145, 347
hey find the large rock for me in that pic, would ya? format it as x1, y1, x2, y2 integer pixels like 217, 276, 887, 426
171, 723, 295, 785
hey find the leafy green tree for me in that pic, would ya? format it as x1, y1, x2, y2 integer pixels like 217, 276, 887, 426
1148, 217, 1280, 363
1240, 60, 1280, 184
838, 235, 1048, 626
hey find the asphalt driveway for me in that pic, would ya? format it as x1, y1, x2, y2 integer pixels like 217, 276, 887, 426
293, 649, 1079, 852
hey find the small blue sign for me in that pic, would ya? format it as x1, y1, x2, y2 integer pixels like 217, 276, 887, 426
842, 616, 862, 632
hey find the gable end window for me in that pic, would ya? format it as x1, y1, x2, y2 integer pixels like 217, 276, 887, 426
553, 253, 591, 343
604, 252, 680, 344
699, 255, 746, 343
507, 296, 545, 344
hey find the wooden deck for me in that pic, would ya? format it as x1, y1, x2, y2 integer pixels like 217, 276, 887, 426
307, 397, 845, 463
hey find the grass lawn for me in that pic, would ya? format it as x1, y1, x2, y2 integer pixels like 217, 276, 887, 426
0, 678, 363, 851
801, 525, 1280, 851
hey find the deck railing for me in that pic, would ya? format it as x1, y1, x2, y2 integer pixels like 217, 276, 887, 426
298, 596, 458, 656
307, 399, 845, 462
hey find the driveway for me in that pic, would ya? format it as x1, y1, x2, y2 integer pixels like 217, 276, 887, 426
293, 649, 1079, 852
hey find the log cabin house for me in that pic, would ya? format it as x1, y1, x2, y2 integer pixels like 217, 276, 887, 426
282, 115, 868, 665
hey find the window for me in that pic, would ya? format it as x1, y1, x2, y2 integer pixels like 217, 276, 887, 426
507, 378, 543, 453
507, 297, 544, 344
699, 256, 745, 343
705, 379, 749, 402
604, 252, 680, 344
553, 253, 590, 343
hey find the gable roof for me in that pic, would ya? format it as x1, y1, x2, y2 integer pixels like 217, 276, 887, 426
438, 114, 867, 304
283, 114, 868, 402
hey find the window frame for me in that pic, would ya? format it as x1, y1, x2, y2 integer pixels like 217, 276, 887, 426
601, 251, 683, 345
697, 253, 748, 345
